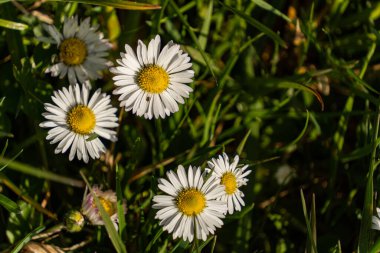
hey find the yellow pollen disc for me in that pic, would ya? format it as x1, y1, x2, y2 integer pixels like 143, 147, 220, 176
92, 197, 115, 216
176, 188, 206, 216
221, 172, 237, 195
137, 65, 169, 93
59, 38, 87, 65
67, 105, 96, 135
72, 211, 84, 223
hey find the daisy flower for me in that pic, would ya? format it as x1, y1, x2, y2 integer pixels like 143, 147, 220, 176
372, 207, 380, 230
152, 165, 227, 242
110, 35, 194, 119
81, 186, 126, 230
39, 84, 118, 163
43, 16, 111, 85
207, 153, 251, 214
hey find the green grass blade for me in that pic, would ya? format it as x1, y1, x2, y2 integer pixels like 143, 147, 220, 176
11, 226, 45, 253
356, 36, 377, 253
0, 193, 19, 213
145, 228, 164, 252
219, 33, 264, 87
341, 144, 372, 163
116, 165, 127, 240
45, 0, 161, 10
306, 193, 317, 253
170, 0, 218, 83
1, 139, 9, 158
201, 90, 222, 146
0, 18, 28, 31
237, 130, 251, 156
0, 149, 23, 172
198, 0, 213, 50
0, 157, 84, 187
80, 171, 127, 253
358, 107, 380, 252
300, 189, 318, 253
219, 1, 287, 48
0, 173, 57, 219
195, 236, 214, 251
278, 110, 310, 151
370, 238, 380, 253
251, 0, 292, 23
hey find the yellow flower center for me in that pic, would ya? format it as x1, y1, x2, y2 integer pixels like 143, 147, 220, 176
176, 188, 206, 216
92, 197, 116, 216
99, 197, 116, 216
221, 172, 237, 195
67, 105, 96, 135
59, 38, 87, 65
137, 65, 169, 93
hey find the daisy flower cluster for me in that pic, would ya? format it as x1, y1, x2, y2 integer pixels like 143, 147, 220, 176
152, 153, 251, 242
38, 15, 251, 246
40, 17, 194, 163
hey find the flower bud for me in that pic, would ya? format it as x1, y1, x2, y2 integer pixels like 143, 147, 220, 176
64, 210, 85, 233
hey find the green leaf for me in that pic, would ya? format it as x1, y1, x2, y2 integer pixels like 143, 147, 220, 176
11, 226, 45, 253
0, 193, 19, 213
86, 133, 99, 142
219, 1, 287, 48
80, 171, 127, 253
251, 0, 292, 23
0, 18, 28, 30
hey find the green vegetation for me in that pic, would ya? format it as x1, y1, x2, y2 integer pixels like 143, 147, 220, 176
1, 0, 380, 252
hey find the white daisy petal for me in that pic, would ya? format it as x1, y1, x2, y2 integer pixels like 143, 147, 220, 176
112, 34, 193, 119
43, 16, 110, 85
152, 165, 227, 242
205, 153, 251, 214
40, 85, 118, 162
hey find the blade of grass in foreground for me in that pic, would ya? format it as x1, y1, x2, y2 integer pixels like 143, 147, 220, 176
80, 171, 127, 253
306, 194, 317, 253
116, 165, 127, 240
300, 190, 318, 253
0, 157, 84, 187
11, 226, 45, 253
0, 18, 28, 30
356, 36, 377, 253
358, 102, 380, 253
